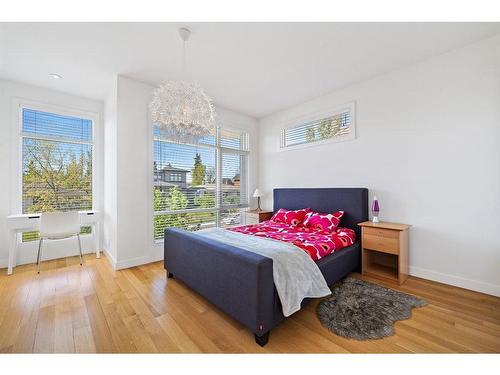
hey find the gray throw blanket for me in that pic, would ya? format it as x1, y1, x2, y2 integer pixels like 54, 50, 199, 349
196, 228, 331, 316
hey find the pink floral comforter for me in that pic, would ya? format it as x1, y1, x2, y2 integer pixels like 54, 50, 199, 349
227, 221, 356, 261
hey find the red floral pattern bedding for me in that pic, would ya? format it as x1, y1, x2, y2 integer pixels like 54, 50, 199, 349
227, 220, 356, 261
270, 208, 310, 226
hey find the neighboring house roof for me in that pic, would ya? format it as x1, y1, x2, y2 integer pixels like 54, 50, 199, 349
154, 181, 182, 187
157, 164, 190, 173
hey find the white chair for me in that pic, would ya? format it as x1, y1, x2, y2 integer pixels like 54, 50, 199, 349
37, 211, 83, 273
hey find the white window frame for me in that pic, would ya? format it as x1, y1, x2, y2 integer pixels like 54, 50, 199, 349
152, 125, 250, 243
12, 100, 98, 228
278, 101, 356, 152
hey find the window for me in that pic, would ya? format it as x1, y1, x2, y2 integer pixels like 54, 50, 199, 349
21, 107, 94, 241
280, 102, 355, 149
169, 173, 182, 182
153, 126, 249, 240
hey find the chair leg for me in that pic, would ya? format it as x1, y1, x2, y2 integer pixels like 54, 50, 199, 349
77, 234, 83, 266
37, 238, 44, 274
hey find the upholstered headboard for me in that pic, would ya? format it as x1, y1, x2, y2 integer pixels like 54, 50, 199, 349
273, 188, 368, 238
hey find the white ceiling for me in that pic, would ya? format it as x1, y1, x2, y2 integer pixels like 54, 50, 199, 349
1, 23, 499, 118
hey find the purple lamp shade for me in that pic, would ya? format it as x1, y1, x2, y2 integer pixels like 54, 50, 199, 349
372, 196, 380, 223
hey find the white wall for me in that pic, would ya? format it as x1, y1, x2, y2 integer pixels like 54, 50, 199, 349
258, 36, 500, 296
0, 79, 104, 267
3, 37, 496, 297
103, 75, 259, 269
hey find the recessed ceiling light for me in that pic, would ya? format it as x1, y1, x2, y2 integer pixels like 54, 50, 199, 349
49, 73, 63, 79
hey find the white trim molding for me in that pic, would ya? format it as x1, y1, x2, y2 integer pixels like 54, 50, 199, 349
409, 266, 500, 297
10, 98, 102, 238
103, 251, 163, 271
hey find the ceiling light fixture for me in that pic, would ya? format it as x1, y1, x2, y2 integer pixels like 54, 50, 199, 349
49, 73, 63, 79
149, 27, 216, 143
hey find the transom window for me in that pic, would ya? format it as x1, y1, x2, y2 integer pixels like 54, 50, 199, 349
153, 126, 249, 240
280, 102, 355, 149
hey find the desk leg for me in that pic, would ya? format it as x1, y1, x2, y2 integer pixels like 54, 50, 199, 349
8, 230, 17, 275
93, 222, 100, 258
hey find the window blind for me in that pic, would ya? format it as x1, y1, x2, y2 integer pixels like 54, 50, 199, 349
153, 125, 249, 240
280, 106, 353, 149
21, 108, 94, 241
221, 152, 247, 207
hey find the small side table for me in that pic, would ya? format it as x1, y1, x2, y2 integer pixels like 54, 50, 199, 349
358, 221, 411, 285
245, 210, 273, 225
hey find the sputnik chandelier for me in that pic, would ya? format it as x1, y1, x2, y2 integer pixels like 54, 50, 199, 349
150, 27, 216, 142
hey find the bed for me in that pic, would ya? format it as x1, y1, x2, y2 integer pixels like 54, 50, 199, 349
164, 188, 368, 346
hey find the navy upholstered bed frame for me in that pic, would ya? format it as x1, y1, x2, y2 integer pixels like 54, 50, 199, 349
164, 188, 368, 346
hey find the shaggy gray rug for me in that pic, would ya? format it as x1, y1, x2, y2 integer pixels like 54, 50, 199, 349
317, 277, 427, 340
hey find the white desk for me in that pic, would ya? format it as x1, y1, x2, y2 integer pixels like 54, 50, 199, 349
6, 210, 100, 275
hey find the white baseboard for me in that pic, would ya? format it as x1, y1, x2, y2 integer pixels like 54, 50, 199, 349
409, 266, 500, 297
149, 253, 164, 264
0, 250, 100, 270
102, 249, 117, 270
0, 234, 98, 270
105, 256, 500, 297
0, 246, 161, 272
3, 250, 498, 297
112, 253, 163, 270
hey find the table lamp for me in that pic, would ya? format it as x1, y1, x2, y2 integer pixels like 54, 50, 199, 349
372, 196, 380, 223
253, 188, 263, 211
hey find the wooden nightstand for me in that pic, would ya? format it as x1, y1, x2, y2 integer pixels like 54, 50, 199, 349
245, 210, 273, 224
358, 221, 411, 285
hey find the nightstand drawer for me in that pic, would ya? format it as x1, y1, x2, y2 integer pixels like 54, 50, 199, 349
363, 226, 399, 239
363, 234, 399, 254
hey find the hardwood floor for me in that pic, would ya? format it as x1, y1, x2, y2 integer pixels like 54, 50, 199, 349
0, 254, 499, 353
